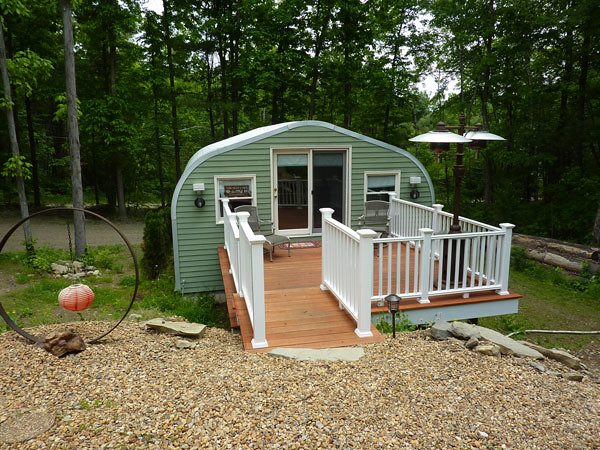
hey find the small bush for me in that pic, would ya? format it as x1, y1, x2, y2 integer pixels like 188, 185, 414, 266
141, 208, 172, 280
376, 313, 416, 334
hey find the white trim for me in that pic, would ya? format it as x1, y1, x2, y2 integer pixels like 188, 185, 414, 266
363, 170, 401, 202
213, 174, 257, 224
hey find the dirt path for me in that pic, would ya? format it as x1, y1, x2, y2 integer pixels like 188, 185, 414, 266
0, 211, 144, 252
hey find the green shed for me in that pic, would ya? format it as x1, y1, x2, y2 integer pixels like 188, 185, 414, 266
171, 120, 435, 293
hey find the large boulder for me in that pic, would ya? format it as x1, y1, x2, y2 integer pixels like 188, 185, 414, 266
449, 322, 544, 359
429, 321, 453, 341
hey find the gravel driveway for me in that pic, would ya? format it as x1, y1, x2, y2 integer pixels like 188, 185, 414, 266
0, 213, 144, 252
1, 322, 598, 449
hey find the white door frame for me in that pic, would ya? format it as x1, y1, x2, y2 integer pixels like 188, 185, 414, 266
270, 147, 351, 236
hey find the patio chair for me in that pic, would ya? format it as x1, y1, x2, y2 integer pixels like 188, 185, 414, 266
234, 205, 291, 262
358, 200, 390, 237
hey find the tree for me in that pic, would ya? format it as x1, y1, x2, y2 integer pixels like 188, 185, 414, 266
60, 0, 86, 255
0, 0, 32, 245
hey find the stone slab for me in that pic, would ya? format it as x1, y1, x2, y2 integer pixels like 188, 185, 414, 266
429, 321, 453, 341
268, 347, 365, 362
449, 322, 544, 359
522, 342, 582, 370
145, 318, 206, 338
0, 410, 54, 444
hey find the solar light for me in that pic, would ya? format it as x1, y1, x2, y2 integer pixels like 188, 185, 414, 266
385, 294, 401, 338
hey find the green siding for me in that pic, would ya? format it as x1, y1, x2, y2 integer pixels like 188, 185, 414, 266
174, 124, 434, 293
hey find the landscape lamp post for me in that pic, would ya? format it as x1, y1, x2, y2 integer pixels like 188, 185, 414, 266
409, 113, 505, 233
385, 294, 401, 338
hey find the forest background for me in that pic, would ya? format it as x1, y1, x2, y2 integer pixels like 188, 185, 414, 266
1, 0, 598, 245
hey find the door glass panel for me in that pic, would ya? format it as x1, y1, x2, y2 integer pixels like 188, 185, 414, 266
277, 153, 308, 230
313, 151, 344, 230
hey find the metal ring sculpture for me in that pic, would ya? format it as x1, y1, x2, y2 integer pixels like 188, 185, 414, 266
0, 207, 139, 344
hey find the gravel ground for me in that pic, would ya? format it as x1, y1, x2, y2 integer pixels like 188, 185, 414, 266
1, 322, 599, 449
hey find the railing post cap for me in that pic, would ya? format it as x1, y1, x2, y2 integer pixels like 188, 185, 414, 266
249, 234, 267, 244
237, 211, 250, 221
320, 207, 334, 214
221, 198, 230, 203
388, 192, 397, 198
499, 223, 515, 229
419, 227, 434, 235
357, 229, 379, 239
432, 204, 444, 210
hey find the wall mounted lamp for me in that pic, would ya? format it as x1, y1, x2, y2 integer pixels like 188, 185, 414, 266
193, 183, 206, 208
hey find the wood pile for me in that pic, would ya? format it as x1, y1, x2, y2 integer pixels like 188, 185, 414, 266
513, 234, 600, 274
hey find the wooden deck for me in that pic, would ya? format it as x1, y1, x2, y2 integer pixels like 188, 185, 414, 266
218, 246, 383, 351
218, 244, 520, 352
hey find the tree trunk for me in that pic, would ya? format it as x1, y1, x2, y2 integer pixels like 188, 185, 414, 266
115, 163, 126, 219
0, 23, 32, 245
163, 0, 181, 180
594, 204, 600, 245
217, 42, 229, 138
574, 21, 591, 168
153, 86, 166, 207
308, 0, 331, 120
205, 53, 215, 139
61, 0, 86, 256
25, 96, 40, 208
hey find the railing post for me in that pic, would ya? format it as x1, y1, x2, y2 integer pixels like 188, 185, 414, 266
222, 198, 230, 250
388, 193, 397, 236
249, 233, 268, 349
237, 212, 251, 298
320, 208, 334, 291
356, 229, 377, 337
432, 204, 443, 233
418, 228, 434, 304
431, 204, 443, 257
498, 223, 515, 295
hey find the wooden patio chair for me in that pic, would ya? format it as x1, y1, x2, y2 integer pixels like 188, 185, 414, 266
358, 200, 390, 237
234, 205, 291, 261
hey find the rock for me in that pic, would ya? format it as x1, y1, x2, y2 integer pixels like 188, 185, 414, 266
477, 430, 489, 439
522, 342, 582, 370
51, 263, 69, 275
175, 340, 196, 349
41, 331, 86, 357
429, 321, 453, 341
464, 336, 480, 349
563, 373, 584, 382
85, 265, 96, 271
529, 361, 546, 373
129, 313, 142, 321
144, 318, 206, 338
474, 344, 501, 357
449, 322, 544, 359
72, 261, 84, 271
268, 347, 365, 362
547, 371, 563, 378
91, 270, 101, 276
0, 410, 54, 444
73, 272, 86, 279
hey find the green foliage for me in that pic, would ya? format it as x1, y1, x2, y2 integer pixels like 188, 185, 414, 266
7, 50, 53, 97
376, 313, 417, 334
81, 246, 123, 272
1, 155, 32, 180
141, 208, 172, 280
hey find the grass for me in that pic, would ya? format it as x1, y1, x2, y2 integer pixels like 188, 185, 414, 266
480, 248, 600, 350
0, 244, 229, 334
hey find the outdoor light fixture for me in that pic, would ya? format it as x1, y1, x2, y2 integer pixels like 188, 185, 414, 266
409, 114, 505, 234
409, 176, 422, 200
464, 124, 505, 158
193, 183, 206, 208
385, 294, 401, 338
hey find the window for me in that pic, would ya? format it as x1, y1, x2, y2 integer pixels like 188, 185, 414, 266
364, 171, 400, 201
214, 175, 256, 223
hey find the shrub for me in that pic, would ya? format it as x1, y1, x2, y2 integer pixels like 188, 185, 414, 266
141, 207, 172, 279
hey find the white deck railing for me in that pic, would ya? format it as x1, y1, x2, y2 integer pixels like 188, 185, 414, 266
222, 199, 267, 349
322, 201, 515, 319
320, 208, 375, 337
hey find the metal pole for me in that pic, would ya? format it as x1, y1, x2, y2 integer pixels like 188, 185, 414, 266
450, 113, 466, 233
392, 311, 396, 338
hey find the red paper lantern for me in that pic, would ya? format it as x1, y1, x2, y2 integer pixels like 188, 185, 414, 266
58, 284, 95, 312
